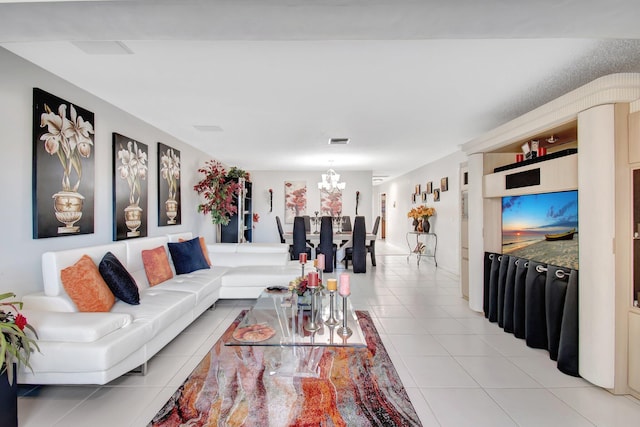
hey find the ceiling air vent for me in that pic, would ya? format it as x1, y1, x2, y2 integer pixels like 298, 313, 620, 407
328, 138, 350, 145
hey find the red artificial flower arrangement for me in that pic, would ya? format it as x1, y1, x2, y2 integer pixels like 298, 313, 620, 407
1, 292, 39, 384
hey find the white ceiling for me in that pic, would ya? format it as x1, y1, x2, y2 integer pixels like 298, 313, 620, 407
2, 0, 640, 182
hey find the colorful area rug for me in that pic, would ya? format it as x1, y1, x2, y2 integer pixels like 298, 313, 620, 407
149, 310, 422, 426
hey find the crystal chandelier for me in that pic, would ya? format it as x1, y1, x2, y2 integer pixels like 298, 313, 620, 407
317, 168, 346, 192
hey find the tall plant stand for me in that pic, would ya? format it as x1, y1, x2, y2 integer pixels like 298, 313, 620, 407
0, 365, 18, 427
406, 231, 437, 266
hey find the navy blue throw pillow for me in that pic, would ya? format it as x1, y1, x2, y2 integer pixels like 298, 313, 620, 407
98, 251, 140, 305
168, 237, 210, 275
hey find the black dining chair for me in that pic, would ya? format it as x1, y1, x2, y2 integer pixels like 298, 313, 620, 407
341, 216, 352, 232
291, 216, 312, 261
366, 216, 381, 267
344, 216, 367, 273
316, 216, 337, 272
339, 215, 352, 247
275, 216, 294, 258
302, 215, 315, 248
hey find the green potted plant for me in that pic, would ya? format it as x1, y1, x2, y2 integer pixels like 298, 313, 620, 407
1, 292, 39, 427
225, 166, 250, 181
194, 160, 242, 226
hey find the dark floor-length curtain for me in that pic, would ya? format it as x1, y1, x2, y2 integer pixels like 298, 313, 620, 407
545, 265, 570, 361
497, 255, 510, 327
557, 269, 580, 376
525, 261, 548, 349
503, 256, 518, 333
484, 252, 494, 318
513, 258, 528, 339
488, 254, 501, 323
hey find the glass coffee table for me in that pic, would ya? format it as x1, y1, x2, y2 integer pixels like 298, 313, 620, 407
225, 287, 366, 348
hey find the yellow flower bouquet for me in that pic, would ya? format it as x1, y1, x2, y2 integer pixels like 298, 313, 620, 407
407, 205, 435, 219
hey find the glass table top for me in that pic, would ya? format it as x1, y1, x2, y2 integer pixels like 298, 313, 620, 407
224, 288, 366, 348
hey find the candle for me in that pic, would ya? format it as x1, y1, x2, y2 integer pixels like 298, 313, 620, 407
313, 259, 318, 268
316, 253, 325, 270
299, 252, 307, 264
308, 271, 319, 288
327, 278, 337, 291
339, 273, 350, 296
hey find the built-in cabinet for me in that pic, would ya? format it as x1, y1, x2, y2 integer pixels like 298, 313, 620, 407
462, 74, 640, 398
630, 311, 640, 395
629, 111, 640, 397
221, 177, 252, 243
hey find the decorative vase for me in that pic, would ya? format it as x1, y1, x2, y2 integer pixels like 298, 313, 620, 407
215, 223, 222, 243
297, 292, 312, 310
124, 203, 143, 237
165, 198, 178, 224
412, 219, 419, 232
52, 191, 84, 234
0, 365, 18, 427
422, 217, 431, 234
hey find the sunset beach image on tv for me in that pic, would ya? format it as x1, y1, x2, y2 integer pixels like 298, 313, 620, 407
502, 190, 578, 270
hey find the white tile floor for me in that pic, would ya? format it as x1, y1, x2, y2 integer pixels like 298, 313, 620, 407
17, 242, 640, 426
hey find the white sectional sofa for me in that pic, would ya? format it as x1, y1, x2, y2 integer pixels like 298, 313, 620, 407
19, 232, 302, 385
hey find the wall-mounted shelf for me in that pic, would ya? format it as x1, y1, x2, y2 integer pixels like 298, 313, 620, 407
493, 148, 577, 173
484, 152, 578, 198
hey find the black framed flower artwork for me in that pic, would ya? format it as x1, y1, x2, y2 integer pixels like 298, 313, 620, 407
32, 88, 95, 238
113, 133, 148, 240
158, 143, 181, 226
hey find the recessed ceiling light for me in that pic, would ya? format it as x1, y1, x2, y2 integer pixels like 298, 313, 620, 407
71, 41, 133, 55
328, 138, 349, 145
193, 125, 224, 132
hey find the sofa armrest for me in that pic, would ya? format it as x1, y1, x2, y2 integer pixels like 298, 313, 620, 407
23, 292, 78, 312
22, 309, 133, 343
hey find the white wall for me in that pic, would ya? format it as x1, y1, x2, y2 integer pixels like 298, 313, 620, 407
374, 151, 467, 275
0, 47, 214, 298
249, 170, 373, 243
0, 43, 456, 299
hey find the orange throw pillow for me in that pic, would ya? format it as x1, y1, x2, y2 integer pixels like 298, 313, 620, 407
141, 246, 174, 286
61, 255, 115, 312
179, 236, 212, 266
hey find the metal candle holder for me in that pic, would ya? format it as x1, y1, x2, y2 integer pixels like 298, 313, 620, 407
304, 286, 321, 332
337, 294, 352, 338
325, 290, 340, 326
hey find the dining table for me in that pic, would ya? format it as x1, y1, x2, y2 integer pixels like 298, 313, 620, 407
283, 231, 376, 244
283, 231, 377, 264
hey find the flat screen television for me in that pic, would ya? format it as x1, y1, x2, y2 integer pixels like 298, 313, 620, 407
502, 190, 578, 270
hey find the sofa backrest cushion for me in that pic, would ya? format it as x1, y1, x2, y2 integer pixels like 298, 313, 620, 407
205, 243, 240, 266
42, 242, 128, 299
179, 236, 211, 266
200, 237, 212, 266
124, 236, 171, 288
168, 237, 211, 275
234, 243, 289, 266
205, 243, 288, 267
141, 246, 174, 286
61, 255, 116, 312
98, 252, 140, 305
